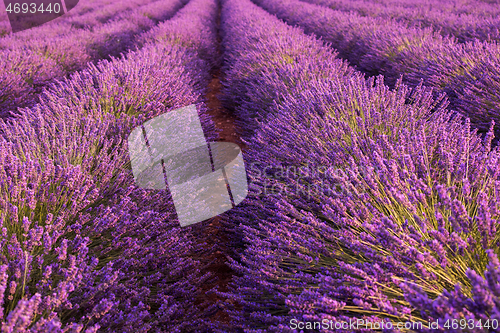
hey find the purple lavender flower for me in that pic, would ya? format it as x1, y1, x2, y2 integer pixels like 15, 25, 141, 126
0, 0, 222, 330
218, 0, 500, 330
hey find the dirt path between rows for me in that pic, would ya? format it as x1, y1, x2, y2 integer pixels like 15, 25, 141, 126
194, 0, 245, 327
205, 70, 246, 148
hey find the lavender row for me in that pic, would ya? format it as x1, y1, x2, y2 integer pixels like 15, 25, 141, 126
218, 0, 500, 329
304, 0, 500, 43
324, 0, 500, 18
66, 0, 165, 29
0, 0, 189, 119
138, 0, 218, 67
37, 0, 179, 31
219, 0, 357, 137
362, 0, 500, 17
0, 0, 220, 330
253, 0, 500, 138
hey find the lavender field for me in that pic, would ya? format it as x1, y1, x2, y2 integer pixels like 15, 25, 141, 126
0, 0, 499, 331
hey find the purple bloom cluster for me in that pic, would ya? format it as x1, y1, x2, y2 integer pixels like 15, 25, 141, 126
218, 0, 500, 330
304, 0, 500, 43
65, 0, 172, 28
0, 0, 222, 330
0, 0, 189, 118
220, 0, 355, 137
252, 0, 500, 137
357, 0, 500, 17
138, 0, 219, 68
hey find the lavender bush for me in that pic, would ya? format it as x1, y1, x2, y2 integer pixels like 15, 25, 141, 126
138, 0, 219, 67
66, 0, 162, 28
368, 0, 500, 17
304, 0, 500, 43
218, 0, 500, 330
0, 0, 189, 118
220, 0, 356, 137
252, 0, 500, 139
0, 0, 222, 330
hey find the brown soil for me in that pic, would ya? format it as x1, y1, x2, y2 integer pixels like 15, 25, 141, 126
193, 0, 244, 328
205, 70, 246, 149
